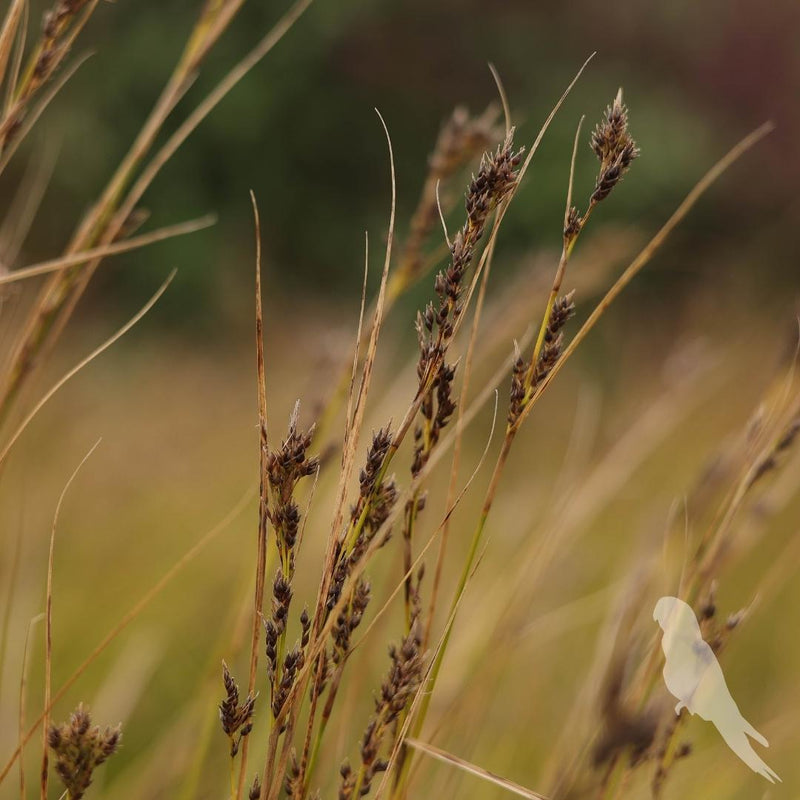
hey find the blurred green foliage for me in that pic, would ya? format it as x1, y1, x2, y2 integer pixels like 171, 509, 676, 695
3, 0, 798, 327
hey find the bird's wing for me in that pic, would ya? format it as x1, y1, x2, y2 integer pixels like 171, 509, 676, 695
687, 640, 733, 718
692, 642, 772, 750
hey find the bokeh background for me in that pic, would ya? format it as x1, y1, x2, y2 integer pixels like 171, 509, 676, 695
1, 0, 799, 798
3, 0, 799, 321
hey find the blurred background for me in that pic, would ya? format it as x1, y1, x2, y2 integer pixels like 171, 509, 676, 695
1, 0, 799, 798
2, 0, 799, 323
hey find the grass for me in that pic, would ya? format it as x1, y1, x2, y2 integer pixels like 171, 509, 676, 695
0, 2, 797, 799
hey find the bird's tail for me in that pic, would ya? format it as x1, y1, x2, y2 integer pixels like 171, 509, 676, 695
740, 717, 768, 748
716, 723, 781, 783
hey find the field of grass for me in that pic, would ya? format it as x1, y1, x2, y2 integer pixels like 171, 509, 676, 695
0, 2, 797, 799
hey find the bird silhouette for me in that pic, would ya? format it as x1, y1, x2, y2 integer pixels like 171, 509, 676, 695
652, 596, 780, 783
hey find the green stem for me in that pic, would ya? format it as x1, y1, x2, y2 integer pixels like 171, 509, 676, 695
393, 431, 516, 798
301, 717, 327, 800
301, 668, 341, 800
402, 495, 420, 633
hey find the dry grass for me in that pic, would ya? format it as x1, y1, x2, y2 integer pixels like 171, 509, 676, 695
0, 3, 796, 800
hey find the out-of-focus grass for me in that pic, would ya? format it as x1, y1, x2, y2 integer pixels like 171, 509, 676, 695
6, 0, 799, 310
1, 276, 797, 798
0, 1, 796, 797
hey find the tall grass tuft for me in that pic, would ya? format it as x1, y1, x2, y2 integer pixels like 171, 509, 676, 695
0, 4, 792, 800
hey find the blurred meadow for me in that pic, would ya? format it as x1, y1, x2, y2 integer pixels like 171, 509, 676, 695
0, 1, 799, 799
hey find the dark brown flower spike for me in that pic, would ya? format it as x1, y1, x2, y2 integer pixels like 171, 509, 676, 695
47, 705, 121, 800
219, 661, 257, 757
590, 89, 640, 206
339, 622, 424, 799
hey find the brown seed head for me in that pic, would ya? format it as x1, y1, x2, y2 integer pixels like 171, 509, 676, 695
219, 662, 256, 757
590, 90, 639, 205
47, 705, 121, 800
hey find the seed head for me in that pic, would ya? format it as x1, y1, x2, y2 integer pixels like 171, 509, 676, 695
48, 705, 121, 799
590, 90, 639, 205
219, 662, 256, 757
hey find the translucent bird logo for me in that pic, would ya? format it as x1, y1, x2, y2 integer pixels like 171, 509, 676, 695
652, 596, 780, 783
